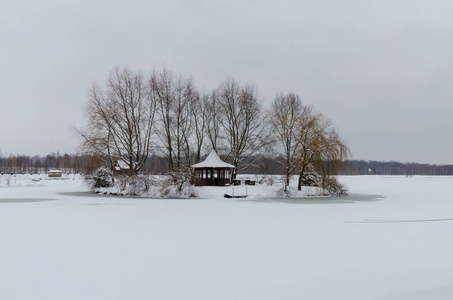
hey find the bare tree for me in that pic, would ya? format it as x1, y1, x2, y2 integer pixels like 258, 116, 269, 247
150, 68, 174, 171
215, 78, 272, 179
77, 67, 157, 175
191, 93, 208, 164
178, 78, 200, 169
150, 68, 199, 172
205, 90, 223, 153
269, 93, 304, 191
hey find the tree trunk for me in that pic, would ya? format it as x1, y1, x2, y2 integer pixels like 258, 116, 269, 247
297, 171, 303, 191
285, 166, 290, 192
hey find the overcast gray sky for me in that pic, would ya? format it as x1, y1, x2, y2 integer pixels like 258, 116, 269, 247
1, 0, 453, 164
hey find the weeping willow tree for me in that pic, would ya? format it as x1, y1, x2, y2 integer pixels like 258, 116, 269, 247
294, 111, 351, 193
270, 92, 350, 194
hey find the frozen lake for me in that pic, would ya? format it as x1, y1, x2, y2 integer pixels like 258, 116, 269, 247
1, 175, 453, 300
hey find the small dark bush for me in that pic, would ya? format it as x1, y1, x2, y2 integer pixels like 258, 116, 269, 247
324, 177, 348, 196
87, 167, 113, 189
302, 165, 321, 187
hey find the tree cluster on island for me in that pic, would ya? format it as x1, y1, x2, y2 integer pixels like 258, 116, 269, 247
74, 66, 350, 195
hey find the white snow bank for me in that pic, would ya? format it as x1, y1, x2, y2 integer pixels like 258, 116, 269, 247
1, 175, 453, 300
94, 174, 327, 198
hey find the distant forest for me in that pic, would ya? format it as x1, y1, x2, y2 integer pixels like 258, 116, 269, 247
341, 160, 453, 176
1, 153, 452, 176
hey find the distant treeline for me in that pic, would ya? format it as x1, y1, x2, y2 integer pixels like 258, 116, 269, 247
0, 153, 103, 175
342, 160, 453, 176
0, 153, 271, 175
1, 153, 452, 176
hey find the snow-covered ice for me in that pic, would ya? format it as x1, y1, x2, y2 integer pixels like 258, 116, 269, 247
1, 174, 453, 300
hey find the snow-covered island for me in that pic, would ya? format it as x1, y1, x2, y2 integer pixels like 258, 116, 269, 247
92, 173, 327, 199
86, 151, 347, 199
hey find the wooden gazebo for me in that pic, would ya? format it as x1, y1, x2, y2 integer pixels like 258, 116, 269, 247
48, 170, 62, 178
192, 151, 235, 186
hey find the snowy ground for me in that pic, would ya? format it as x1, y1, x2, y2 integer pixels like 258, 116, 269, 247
1, 175, 453, 300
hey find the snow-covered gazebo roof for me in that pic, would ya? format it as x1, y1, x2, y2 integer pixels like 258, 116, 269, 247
191, 151, 235, 169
